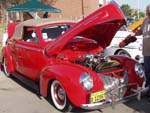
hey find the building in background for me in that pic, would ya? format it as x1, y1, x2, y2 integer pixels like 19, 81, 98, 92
99, 0, 111, 6
42, 0, 99, 20
0, 0, 99, 23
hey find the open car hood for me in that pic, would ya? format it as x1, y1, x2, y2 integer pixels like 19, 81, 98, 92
45, 2, 126, 55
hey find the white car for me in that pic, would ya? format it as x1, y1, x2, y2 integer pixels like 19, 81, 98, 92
104, 26, 143, 63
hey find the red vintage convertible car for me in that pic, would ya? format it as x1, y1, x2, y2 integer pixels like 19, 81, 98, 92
1, 2, 146, 112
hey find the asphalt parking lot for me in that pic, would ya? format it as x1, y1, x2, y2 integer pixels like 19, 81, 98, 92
0, 71, 150, 113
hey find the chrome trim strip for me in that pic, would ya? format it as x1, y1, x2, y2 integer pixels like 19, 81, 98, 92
15, 44, 43, 52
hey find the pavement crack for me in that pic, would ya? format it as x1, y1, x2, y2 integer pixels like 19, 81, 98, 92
0, 88, 15, 91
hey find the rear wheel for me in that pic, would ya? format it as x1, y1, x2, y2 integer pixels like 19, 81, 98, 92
50, 80, 73, 112
116, 50, 130, 57
3, 58, 11, 77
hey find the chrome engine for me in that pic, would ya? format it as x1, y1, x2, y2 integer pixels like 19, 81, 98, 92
76, 53, 121, 72
76, 53, 104, 70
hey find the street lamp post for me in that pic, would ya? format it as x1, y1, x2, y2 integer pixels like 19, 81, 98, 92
103, 0, 106, 5
138, 0, 140, 19
81, 0, 84, 19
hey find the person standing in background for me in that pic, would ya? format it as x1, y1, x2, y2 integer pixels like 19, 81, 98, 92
43, 12, 49, 18
119, 4, 150, 98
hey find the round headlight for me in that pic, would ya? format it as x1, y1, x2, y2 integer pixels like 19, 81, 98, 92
80, 72, 93, 91
135, 63, 145, 78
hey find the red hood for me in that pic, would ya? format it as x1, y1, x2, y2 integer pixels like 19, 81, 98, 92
45, 2, 126, 55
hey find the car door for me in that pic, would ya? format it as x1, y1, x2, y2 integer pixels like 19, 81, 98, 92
18, 42, 45, 81
8, 39, 25, 74
12, 27, 46, 81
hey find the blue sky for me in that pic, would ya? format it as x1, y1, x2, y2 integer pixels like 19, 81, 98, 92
113, 0, 150, 12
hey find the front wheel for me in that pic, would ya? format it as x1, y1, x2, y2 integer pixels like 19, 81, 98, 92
3, 58, 11, 77
50, 80, 73, 112
116, 50, 130, 57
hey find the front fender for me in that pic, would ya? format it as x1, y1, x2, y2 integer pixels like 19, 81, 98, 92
109, 55, 144, 86
40, 63, 103, 107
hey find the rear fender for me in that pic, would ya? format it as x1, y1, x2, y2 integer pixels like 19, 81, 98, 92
1, 46, 15, 73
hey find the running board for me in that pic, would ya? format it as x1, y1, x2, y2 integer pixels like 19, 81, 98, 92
12, 72, 40, 95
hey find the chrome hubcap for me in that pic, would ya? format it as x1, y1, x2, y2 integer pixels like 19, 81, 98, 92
54, 84, 65, 105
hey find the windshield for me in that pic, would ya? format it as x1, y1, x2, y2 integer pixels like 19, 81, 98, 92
41, 24, 72, 41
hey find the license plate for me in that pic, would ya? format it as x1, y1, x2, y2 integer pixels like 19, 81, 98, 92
90, 90, 106, 103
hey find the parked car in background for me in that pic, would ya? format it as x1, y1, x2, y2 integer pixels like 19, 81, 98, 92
127, 17, 145, 32
104, 25, 143, 63
126, 17, 136, 27
1, 2, 146, 112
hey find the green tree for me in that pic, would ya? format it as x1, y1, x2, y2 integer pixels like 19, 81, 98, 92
134, 10, 145, 20
139, 12, 145, 18
120, 4, 132, 17
120, 4, 145, 20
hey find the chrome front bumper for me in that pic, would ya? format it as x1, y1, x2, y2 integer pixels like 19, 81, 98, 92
81, 86, 148, 110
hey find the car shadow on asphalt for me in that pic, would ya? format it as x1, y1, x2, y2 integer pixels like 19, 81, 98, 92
10, 76, 42, 99
72, 109, 102, 113
45, 94, 100, 113
123, 96, 150, 113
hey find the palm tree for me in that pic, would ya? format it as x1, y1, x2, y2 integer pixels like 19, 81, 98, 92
0, 0, 10, 23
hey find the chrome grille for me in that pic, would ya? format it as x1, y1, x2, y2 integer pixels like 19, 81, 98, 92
100, 70, 128, 100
